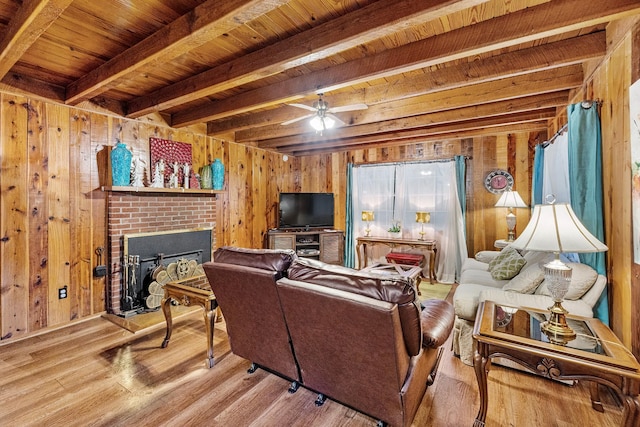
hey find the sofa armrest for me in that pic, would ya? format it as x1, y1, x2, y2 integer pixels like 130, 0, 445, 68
474, 250, 501, 263
420, 299, 454, 349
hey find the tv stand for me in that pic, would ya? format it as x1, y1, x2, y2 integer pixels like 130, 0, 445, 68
267, 229, 344, 265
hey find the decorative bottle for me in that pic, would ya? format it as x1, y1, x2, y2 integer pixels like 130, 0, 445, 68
211, 158, 225, 190
199, 165, 212, 189
111, 141, 132, 186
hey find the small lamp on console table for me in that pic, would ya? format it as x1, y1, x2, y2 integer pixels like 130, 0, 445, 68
509, 202, 607, 345
415, 211, 430, 240
361, 210, 374, 236
494, 190, 528, 241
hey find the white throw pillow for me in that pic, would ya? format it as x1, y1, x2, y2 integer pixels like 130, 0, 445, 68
535, 262, 598, 300
502, 262, 545, 294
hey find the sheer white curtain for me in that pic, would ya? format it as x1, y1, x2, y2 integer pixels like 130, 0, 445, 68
352, 164, 397, 266
542, 132, 570, 203
351, 161, 467, 282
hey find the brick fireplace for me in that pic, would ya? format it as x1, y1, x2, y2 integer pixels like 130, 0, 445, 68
106, 191, 217, 315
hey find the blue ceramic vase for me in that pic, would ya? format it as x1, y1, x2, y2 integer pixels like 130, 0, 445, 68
111, 142, 132, 186
212, 158, 224, 190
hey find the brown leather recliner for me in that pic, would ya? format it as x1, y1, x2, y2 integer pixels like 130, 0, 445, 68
277, 257, 454, 427
203, 246, 300, 387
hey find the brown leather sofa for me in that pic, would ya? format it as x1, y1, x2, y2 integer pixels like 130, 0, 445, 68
203, 248, 454, 427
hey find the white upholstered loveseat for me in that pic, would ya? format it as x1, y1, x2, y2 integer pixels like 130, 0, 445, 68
452, 246, 607, 365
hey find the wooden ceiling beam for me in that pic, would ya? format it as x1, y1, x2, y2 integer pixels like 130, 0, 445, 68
0, 0, 74, 79
248, 65, 581, 144
64, 0, 289, 105
286, 121, 550, 156
126, 0, 486, 118
254, 91, 568, 148
172, 0, 639, 127
209, 32, 604, 136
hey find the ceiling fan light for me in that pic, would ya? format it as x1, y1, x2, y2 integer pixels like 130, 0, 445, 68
324, 116, 335, 129
310, 115, 335, 131
310, 116, 324, 131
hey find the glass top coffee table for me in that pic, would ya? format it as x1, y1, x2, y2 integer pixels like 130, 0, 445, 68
472, 300, 640, 427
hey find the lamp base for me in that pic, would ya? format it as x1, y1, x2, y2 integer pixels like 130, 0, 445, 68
541, 301, 576, 345
418, 230, 426, 241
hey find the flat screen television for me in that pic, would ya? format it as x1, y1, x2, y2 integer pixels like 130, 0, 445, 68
279, 192, 334, 229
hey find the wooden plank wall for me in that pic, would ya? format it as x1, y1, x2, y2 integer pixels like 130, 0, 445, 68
571, 17, 639, 356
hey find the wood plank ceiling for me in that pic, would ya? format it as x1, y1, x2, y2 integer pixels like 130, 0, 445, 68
0, 0, 638, 155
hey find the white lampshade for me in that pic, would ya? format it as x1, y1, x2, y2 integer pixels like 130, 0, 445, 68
494, 190, 528, 208
509, 203, 608, 253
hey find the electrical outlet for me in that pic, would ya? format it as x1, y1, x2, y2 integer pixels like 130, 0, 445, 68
58, 286, 67, 299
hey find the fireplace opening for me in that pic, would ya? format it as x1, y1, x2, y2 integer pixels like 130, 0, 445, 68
121, 228, 212, 317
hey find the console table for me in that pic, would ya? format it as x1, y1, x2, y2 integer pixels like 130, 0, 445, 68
356, 236, 437, 284
473, 301, 640, 427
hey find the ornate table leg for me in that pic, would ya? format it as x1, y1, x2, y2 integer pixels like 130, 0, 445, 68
622, 393, 640, 427
589, 382, 604, 412
161, 295, 173, 348
203, 301, 218, 368
473, 342, 491, 427
429, 247, 437, 284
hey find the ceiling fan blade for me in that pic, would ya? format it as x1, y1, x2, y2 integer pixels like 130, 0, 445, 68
281, 113, 314, 126
327, 103, 368, 113
327, 113, 346, 127
286, 103, 318, 112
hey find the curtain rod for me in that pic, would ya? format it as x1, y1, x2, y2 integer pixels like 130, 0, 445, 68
539, 99, 602, 148
353, 155, 470, 168
541, 123, 568, 148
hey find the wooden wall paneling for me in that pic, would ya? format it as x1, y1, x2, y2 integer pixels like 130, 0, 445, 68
249, 145, 263, 248
331, 152, 348, 231
632, 19, 640, 361
1, 94, 30, 339
90, 113, 109, 314
26, 98, 49, 331
211, 138, 228, 249
69, 108, 93, 319
46, 103, 71, 326
190, 133, 207, 174
513, 132, 532, 239
227, 143, 246, 247
596, 33, 633, 347
476, 136, 500, 253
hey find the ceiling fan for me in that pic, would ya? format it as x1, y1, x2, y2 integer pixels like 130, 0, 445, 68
282, 93, 368, 132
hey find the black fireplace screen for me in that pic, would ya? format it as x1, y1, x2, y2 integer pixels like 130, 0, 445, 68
122, 228, 212, 314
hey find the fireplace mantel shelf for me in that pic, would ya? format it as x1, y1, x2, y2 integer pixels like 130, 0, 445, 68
102, 186, 224, 195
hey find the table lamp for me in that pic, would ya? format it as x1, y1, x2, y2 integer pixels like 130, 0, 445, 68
415, 211, 430, 240
361, 210, 374, 236
509, 202, 607, 345
494, 190, 528, 241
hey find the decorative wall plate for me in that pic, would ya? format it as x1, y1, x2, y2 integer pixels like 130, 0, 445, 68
484, 169, 514, 194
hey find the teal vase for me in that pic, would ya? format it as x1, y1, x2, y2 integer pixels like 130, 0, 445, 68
111, 142, 132, 186
212, 158, 224, 190
199, 165, 212, 189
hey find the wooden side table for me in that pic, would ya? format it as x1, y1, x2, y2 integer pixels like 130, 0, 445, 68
361, 262, 423, 293
356, 236, 437, 284
472, 301, 640, 427
161, 280, 218, 368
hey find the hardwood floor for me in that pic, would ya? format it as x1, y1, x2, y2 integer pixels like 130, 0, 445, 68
0, 306, 626, 426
